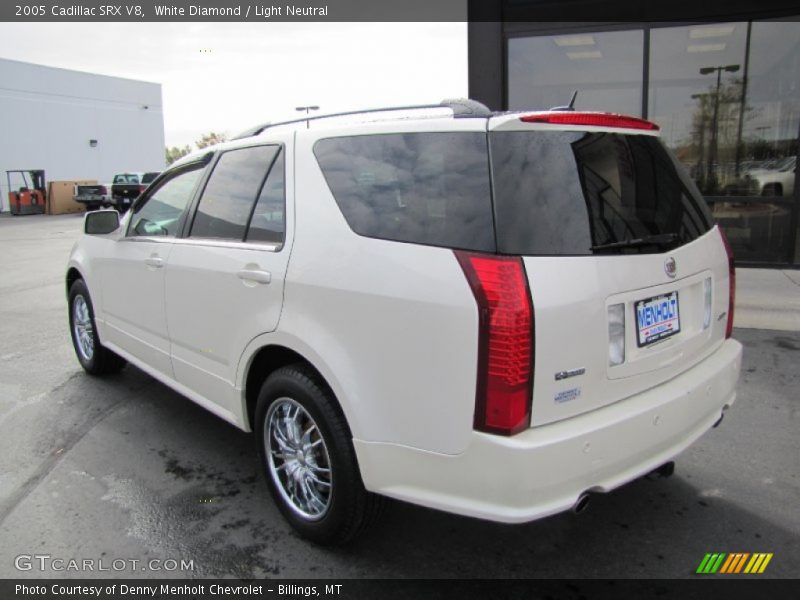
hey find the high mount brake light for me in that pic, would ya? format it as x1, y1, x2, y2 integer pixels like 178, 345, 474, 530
719, 227, 736, 339
521, 112, 660, 131
455, 251, 534, 436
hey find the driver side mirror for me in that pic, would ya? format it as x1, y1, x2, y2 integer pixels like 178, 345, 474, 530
85, 210, 120, 235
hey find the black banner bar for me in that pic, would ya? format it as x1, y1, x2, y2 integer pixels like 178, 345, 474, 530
2, 579, 800, 600
2, 0, 799, 23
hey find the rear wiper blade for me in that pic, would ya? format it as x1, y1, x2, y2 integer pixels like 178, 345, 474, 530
591, 233, 679, 252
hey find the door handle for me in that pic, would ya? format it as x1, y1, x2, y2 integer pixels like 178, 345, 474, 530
237, 268, 272, 285
145, 255, 164, 269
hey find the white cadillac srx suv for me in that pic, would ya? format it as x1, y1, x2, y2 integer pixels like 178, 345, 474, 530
67, 100, 742, 544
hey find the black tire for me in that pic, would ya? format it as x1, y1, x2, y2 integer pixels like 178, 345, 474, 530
68, 279, 127, 376
255, 364, 383, 545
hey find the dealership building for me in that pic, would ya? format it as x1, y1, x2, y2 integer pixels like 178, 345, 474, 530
469, 2, 799, 267
0, 58, 165, 212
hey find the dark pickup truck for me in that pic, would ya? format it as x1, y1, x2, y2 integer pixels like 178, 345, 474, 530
73, 183, 112, 211
111, 172, 160, 212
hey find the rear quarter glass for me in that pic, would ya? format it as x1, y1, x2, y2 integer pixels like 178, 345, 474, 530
313, 132, 496, 253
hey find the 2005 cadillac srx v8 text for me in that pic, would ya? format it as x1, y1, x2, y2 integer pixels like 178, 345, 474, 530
66, 99, 742, 544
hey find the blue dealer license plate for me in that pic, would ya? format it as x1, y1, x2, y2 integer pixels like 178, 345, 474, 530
635, 292, 680, 347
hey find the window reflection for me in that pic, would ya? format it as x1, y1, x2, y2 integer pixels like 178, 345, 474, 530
314, 133, 495, 252
649, 20, 799, 200
740, 21, 799, 199
649, 23, 748, 195
508, 30, 644, 115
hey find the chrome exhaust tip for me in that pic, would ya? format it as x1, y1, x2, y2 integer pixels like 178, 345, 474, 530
572, 493, 590, 514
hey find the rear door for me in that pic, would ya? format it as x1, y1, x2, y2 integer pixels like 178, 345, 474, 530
488, 115, 731, 426
165, 141, 292, 416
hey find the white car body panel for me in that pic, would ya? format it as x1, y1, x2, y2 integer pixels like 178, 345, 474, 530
98, 236, 175, 377
522, 229, 729, 426
166, 239, 290, 417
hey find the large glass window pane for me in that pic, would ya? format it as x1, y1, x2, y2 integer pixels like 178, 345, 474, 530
747, 21, 799, 260
709, 199, 793, 263
129, 167, 204, 237
650, 20, 800, 264
314, 133, 495, 252
191, 145, 278, 241
649, 23, 748, 196
744, 20, 799, 200
508, 30, 643, 115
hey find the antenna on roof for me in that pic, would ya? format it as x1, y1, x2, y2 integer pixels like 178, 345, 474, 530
550, 90, 578, 112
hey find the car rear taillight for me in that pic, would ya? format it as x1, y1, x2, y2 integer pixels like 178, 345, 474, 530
520, 112, 660, 131
719, 226, 736, 338
139, 185, 146, 193
98, 185, 107, 195
455, 251, 534, 436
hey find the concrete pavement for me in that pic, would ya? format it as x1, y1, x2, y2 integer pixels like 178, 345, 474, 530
735, 268, 800, 332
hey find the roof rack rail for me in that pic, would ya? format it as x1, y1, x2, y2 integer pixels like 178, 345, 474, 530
231, 98, 492, 140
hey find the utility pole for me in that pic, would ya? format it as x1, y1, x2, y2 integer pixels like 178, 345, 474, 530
700, 64, 740, 192
296, 105, 320, 129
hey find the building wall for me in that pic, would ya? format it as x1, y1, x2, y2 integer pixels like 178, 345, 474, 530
0, 58, 165, 211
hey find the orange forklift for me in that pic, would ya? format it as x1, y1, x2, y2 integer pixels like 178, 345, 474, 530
6, 170, 47, 215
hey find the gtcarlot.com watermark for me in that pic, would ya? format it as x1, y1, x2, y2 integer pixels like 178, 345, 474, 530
14, 554, 195, 573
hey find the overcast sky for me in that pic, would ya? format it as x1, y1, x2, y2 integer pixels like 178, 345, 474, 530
0, 23, 468, 147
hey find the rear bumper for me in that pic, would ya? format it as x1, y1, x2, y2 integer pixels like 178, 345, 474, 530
354, 338, 742, 523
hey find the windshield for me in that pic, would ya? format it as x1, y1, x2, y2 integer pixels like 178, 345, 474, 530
114, 174, 140, 184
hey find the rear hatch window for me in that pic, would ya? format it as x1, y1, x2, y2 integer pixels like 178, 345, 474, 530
490, 131, 713, 255
315, 129, 713, 255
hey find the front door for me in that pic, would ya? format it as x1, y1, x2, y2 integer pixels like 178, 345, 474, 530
100, 164, 206, 377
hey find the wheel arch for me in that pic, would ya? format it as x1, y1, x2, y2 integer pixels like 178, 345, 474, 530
66, 266, 84, 297
242, 342, 351, 437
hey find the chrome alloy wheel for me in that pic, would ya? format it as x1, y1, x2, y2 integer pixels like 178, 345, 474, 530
72, 295, 94, 361
265, 398, 332, 521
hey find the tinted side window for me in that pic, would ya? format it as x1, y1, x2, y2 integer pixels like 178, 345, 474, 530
129, 167, 204, 237
314, 133, 495, 252
191, 145, 279, 241
246, 149, 285, 244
